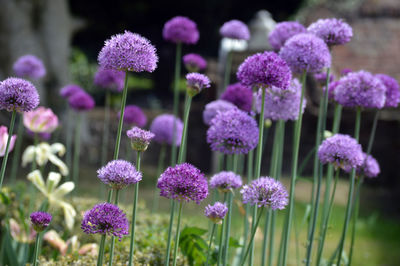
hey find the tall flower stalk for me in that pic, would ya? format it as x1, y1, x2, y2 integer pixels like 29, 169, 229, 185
30, 211, 52, 266
0, 110, 17, 188
171, 42, 182, 165
9, 115, 24, 184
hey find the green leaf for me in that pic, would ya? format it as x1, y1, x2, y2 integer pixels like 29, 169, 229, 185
179, 226, 209, 265
229, 237, 242, 248
0, 191, 10, 205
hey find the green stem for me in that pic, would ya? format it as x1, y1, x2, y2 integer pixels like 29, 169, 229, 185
281, 71, 307, 265
152, 144, 166, 213
0, 109, 17, 188
206, 223, 217, 265
128, 151, 141, 266
165, 199, 176, 265
108, 189, 120, 266
72, 114, 82, 189
218, 193, 228, 265
113, 71, 129, 160
101, 91, 111, 166
178, 94, 192, 164
32, 232, 41, 266
171, 42, 182, 166
223, 192, 233, 265
97, 234, 106, 266
10, 114, 24, 184
241, 207, 264, 265
223, 52, 232, 89
172, 202, 183, 266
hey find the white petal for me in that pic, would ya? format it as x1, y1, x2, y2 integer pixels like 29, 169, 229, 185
46, 172, 62, 193
50, 143, 66, 156
53, 182, 74, 198
27, 170, 47, 196
47, 154, 69, 176
21, 146, 36, 167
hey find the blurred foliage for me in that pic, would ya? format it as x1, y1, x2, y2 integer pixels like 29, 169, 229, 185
69, 48, 97, 92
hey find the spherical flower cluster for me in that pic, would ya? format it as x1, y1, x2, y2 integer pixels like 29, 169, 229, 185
209, 171, 243, 192
157, 163, 208, 204
240, 177, 288, 209
119, 105, 147, 127
375, 74, 400, 108
307, 18, 353, 46
30, 211, 52, 232
68, 91, 95, 111
81, 202, 129, 240
334, 71, 386, 108
204, 202, 228, 224
341, 68, 352, 76
268, 21, 307, 51
162, 16, 199, 44
0, 77, 39, 113
318, 134, 364, 173
255, 78, 306, 121
150, 114, 183, 146
183, 53, 207, 72
13, 55, 46, 80
219, 20, 250, 40
237, 51, 292, 90
98, 31, 158, 72
279, 33, 331, 74
23, 107, 58, 134
59, 84, 83, 99
126, 126, 155, 151
202, 100, 236, 126
0, 126, 17, 157
97, 159, 142, 189
94, 68, 126, 92
220, 83, 253, 112
314, 72, 335, 85
186, 73, 211, 96
357, 153, 380, 178
207, 108, 259, 154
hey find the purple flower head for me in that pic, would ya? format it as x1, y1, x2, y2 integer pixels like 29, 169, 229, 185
237, 51, 292, 90
163, 16, 199, 44
98, 31, 158, 72
375, 74, 400, 108
220, 20, 250, 40
0, 77, 39, 113
118, 105, 147, 127
30, 211, 52, 232
209, 171, 243, 192
341, 68, 352, 76
357, 153, 380, 178
186, 73, 211, 97
307, 18, 353, 46
279, 33, 331, 74
157, 163, 208, 204
205, 202, 228, 224
126, 126, 155, 151
150, 114, 183, 146
68, 91, 95, 111
207, 108, 259, 154
13, 55, 46, 80
318, 134, 364, 173
240, 177, 288, 209
334, 71, 386, 109
220, 83, 253, 112
183, 53, 207, 72
255, 78, 306, 121
59, 84, 83, 99
203, 100, 236, 126
94, 68, 126, 92
81, 202, 129, 240
97, 159, 142, 189
324, 80, 340, 101
314, 72, 335, 85
268, 21, 307, 51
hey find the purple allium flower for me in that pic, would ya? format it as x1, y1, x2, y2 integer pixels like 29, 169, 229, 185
163, 16, 199, 44
307, 18, 353, 46
209, 171, 243, 192
220, 83, 253, 112
98, 31, 158, 72
237, 51, 292, 90
150, 114, 183, 146
255, 78, 306, 121
240, 177, 288, 209
118, 105, 147, 127
318, 134, 364, 173
81, 202, 129, 240
341, 68, 352, 76
97, 159, 142, 189
68, 91, 95, 111
13, 55, 46, 80
375, 74, 400, 108
186, 73, 211, 96
334, 71, 386, 109
314, 72, 335, 85
268, 21, 307, 51
59, 84, 83, 99
220, 20, 250, 40
183, 53, 207, 72
0, 77, 39, 113
157, 163, 208, 204
30, 211, 52, 232
0, 126, 17, 157
357, 153, 380, 178
207, 108, 259, 154
279, 33, 331, 74
205, 202, 228, 224
324, 80, 340, 101
126, 126, 155, 151
203, 100, 236, 126
94, 68, 126, 92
